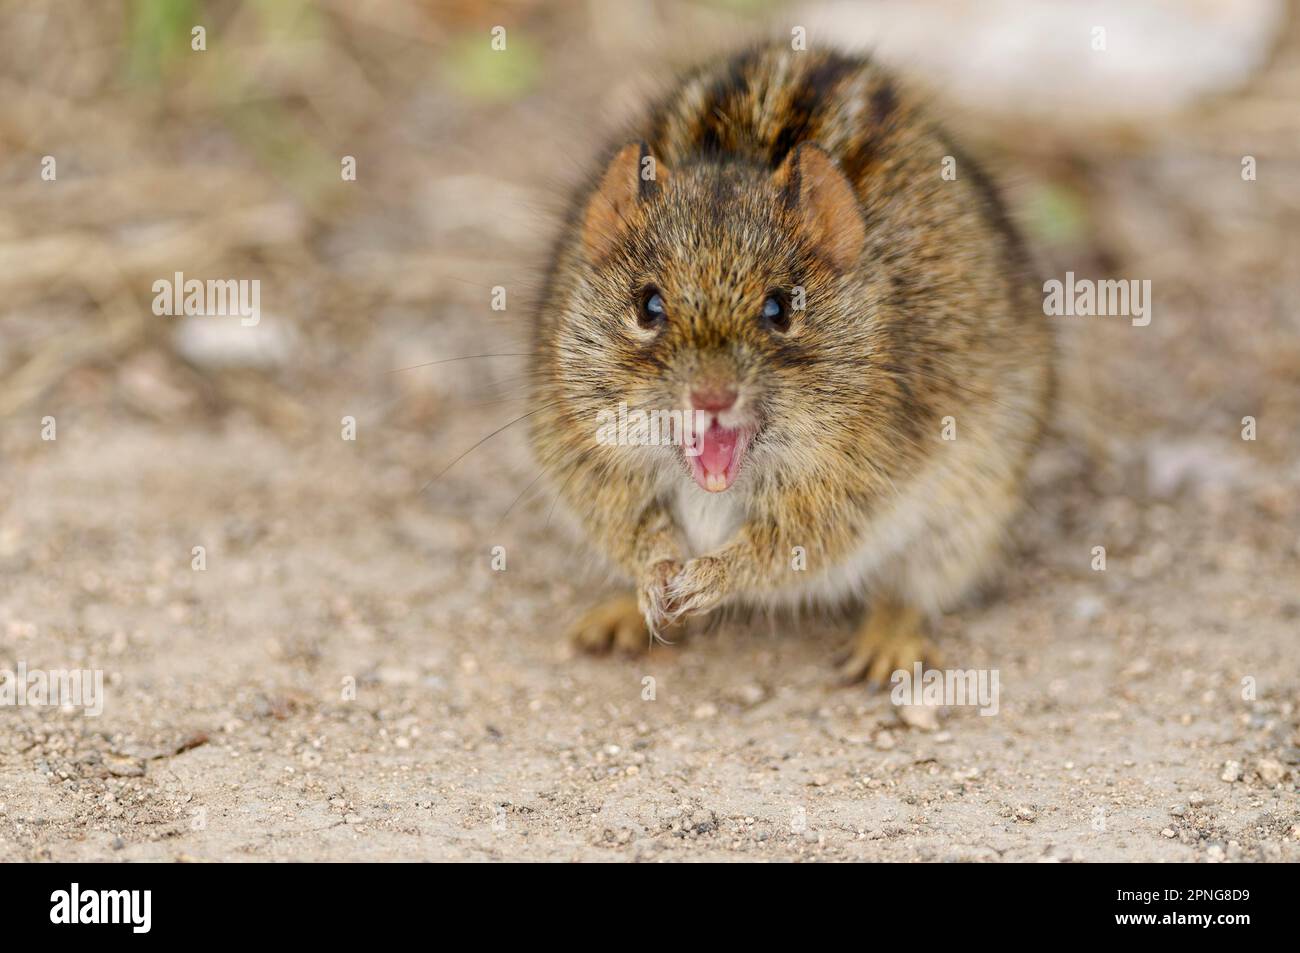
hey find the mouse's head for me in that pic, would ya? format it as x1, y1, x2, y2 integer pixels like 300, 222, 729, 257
548, 140, 873, 494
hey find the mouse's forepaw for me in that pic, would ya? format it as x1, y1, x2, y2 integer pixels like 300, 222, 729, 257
662, 555, 729, 625
639, 558, 683, 642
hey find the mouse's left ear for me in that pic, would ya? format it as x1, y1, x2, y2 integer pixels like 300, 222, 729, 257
582, 141, 670, 263
775, 143, 865, 271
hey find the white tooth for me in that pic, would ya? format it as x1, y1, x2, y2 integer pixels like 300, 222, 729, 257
706, 473, 726, 492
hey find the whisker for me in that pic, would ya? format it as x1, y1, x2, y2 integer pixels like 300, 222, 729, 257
494, 469, 549, 532
546, 461, 582, 528
418, 404, 554, 496
459, 394, 538, 408
388, 353, 530, 374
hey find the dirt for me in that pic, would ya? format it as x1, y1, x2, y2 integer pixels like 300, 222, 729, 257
1, 399, 1296, 861
1, 0, 1297, 862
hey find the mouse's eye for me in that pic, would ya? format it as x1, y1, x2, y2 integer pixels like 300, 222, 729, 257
638, 286, 667, 328
761, 292, 790, 332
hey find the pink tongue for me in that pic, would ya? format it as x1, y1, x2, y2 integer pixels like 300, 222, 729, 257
700, 424, 738, 476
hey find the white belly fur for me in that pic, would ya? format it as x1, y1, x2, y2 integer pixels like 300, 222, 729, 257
673, 483, 746, 555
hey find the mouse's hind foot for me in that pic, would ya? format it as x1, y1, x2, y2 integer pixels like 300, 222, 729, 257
837, 595, 939, 687
569, 592, 654, 654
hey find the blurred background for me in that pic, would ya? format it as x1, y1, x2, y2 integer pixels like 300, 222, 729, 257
3, 0, 1297, 451
1, 0, 1297, 861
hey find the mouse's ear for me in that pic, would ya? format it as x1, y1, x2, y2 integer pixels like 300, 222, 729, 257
582, 141, 669, 263
774, 143, 865, 271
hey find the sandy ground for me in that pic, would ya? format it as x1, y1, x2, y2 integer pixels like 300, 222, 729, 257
2, 1, 1298, 862
1, 401, 1296, 861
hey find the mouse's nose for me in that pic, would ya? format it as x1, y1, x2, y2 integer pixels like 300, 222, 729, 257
690, 385, 738, 413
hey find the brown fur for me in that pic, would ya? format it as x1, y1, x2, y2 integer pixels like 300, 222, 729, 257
529, 45, 1054, 663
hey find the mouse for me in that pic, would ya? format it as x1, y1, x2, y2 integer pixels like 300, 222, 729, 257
529, 44, 1054, 684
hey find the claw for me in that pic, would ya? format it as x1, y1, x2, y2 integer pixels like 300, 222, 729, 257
660, 555, 728, 625
838, 598, 938, 688
569, 593, 652, 654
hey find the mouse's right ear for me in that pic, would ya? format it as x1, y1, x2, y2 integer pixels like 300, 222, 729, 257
774, 143, 865, 272
582, 141, 668, 263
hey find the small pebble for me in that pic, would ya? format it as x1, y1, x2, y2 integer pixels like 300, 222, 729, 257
690, 809, 716, 833
1256, 758, 1286, 785
898, 704, 940, 732
730, 683, 767, 706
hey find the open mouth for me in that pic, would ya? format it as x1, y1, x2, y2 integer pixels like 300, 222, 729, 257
685, 420, 753, 492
